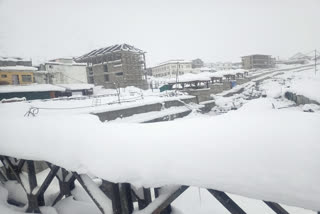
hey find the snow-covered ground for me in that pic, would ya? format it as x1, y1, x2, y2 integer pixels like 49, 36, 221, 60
0, 65, 319, 214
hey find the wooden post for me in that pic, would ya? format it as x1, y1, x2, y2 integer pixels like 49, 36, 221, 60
119, 183, 133, 214
136, 187, 152, 210
52, 168, 76, 206
264, 201, 289, 214
36, 165, 59, 206
25, 160, 41, 213
100, 180, 122, 214
207, 189, 246, 214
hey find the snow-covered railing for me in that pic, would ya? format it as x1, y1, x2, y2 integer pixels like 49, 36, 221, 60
0, 156, 301, 214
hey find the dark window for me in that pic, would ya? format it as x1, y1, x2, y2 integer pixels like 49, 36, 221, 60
104, 74, 109, 82
22, 75, 32, 82
104, 65, 108, 72
88, 76, 94, 84
115, 72, 123, 76
1, 74, 7, 78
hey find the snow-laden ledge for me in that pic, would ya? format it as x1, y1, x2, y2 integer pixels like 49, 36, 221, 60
0, 99, 319, 211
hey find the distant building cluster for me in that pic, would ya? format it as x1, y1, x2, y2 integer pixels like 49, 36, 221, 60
1, 42, 315, 101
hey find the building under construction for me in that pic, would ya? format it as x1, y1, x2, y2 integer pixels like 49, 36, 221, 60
75, 44, 148, 89
241, 54, 275, 69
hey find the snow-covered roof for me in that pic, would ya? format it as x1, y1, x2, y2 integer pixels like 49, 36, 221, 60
167, 73, 210, 84
0, 66, 38, 71
241, 54, 271, 58
0, 84, 66, 93
289, 52, 312, 60
45, 61, 87, 66
0, 56, 30, 61
76, 43, 144, 61
57, 84, 94, 90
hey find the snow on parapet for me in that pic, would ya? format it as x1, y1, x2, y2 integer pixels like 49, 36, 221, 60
56, 84, 94, 90
167, 73, 210, 83
0, 56, 30, 61
166, 69, 246, 83
0, 66, 38, 71
0, 84, 66, 93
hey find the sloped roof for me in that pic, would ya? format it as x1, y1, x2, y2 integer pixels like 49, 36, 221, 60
76, 43, 144, 61
290, 52, 312, 60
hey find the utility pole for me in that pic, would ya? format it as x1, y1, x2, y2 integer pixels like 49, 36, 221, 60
175, 62, 179, 94
315, 49, 317, 75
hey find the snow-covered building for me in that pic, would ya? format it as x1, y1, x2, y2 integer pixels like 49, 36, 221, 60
191, 58, 204, 68
0, 57, 37, 85
0, 56, 32, 67
34, 58, 88, 84
241, 54, 275, 69
75, 43, 148, 90
151, 59, 193, 78
289, 52, 313, 61
204, 62, 233, 71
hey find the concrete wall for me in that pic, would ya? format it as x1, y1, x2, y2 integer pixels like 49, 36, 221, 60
285, 92, 320, 105
94, 103, 163, 122
93, 97, 197, 122
209, 82, 231, 94
183, 89, 212, 103
0, 71, 34, 85
45, 64, 88, 84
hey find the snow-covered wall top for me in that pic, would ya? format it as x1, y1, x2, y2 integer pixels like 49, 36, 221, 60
0, 66, 38, 71
0, 84, 66, 93
0, 98, 319, 211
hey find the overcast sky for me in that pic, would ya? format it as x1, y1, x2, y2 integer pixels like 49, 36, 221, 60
0, 0, 319, 66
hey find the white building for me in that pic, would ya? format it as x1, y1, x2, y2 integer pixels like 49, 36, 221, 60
151, 60, 193, 78
205, 62, 233, 71
35, 58, 88, 84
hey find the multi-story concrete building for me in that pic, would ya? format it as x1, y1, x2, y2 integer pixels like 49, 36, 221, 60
0, 57, 37, 85
241, 54, 275, 69
34, 58, 88, 84
151, 60, 193, 78
75, 43, 148, 89
191, 58, 204, 68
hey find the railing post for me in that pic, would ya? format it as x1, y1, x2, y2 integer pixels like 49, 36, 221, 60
207, 189, 246, 214
154, 187, 172, 214
100, 180, 122, 214
25, 160, 41, 213
119, 183, 133, 214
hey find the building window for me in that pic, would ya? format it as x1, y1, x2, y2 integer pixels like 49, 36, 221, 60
1, 74, 7, 78
104, 74, 109, 82
49, 65, 53, 69
104, 65, 108, 73
115, 72, 123, 76
22, 75, 32, 82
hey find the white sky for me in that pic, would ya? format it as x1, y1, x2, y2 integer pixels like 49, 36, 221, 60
0, 0, 319, 66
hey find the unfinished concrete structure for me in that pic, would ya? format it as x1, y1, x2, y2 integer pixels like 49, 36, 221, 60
241, 54, 275, 69
75, 44, 148, 89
